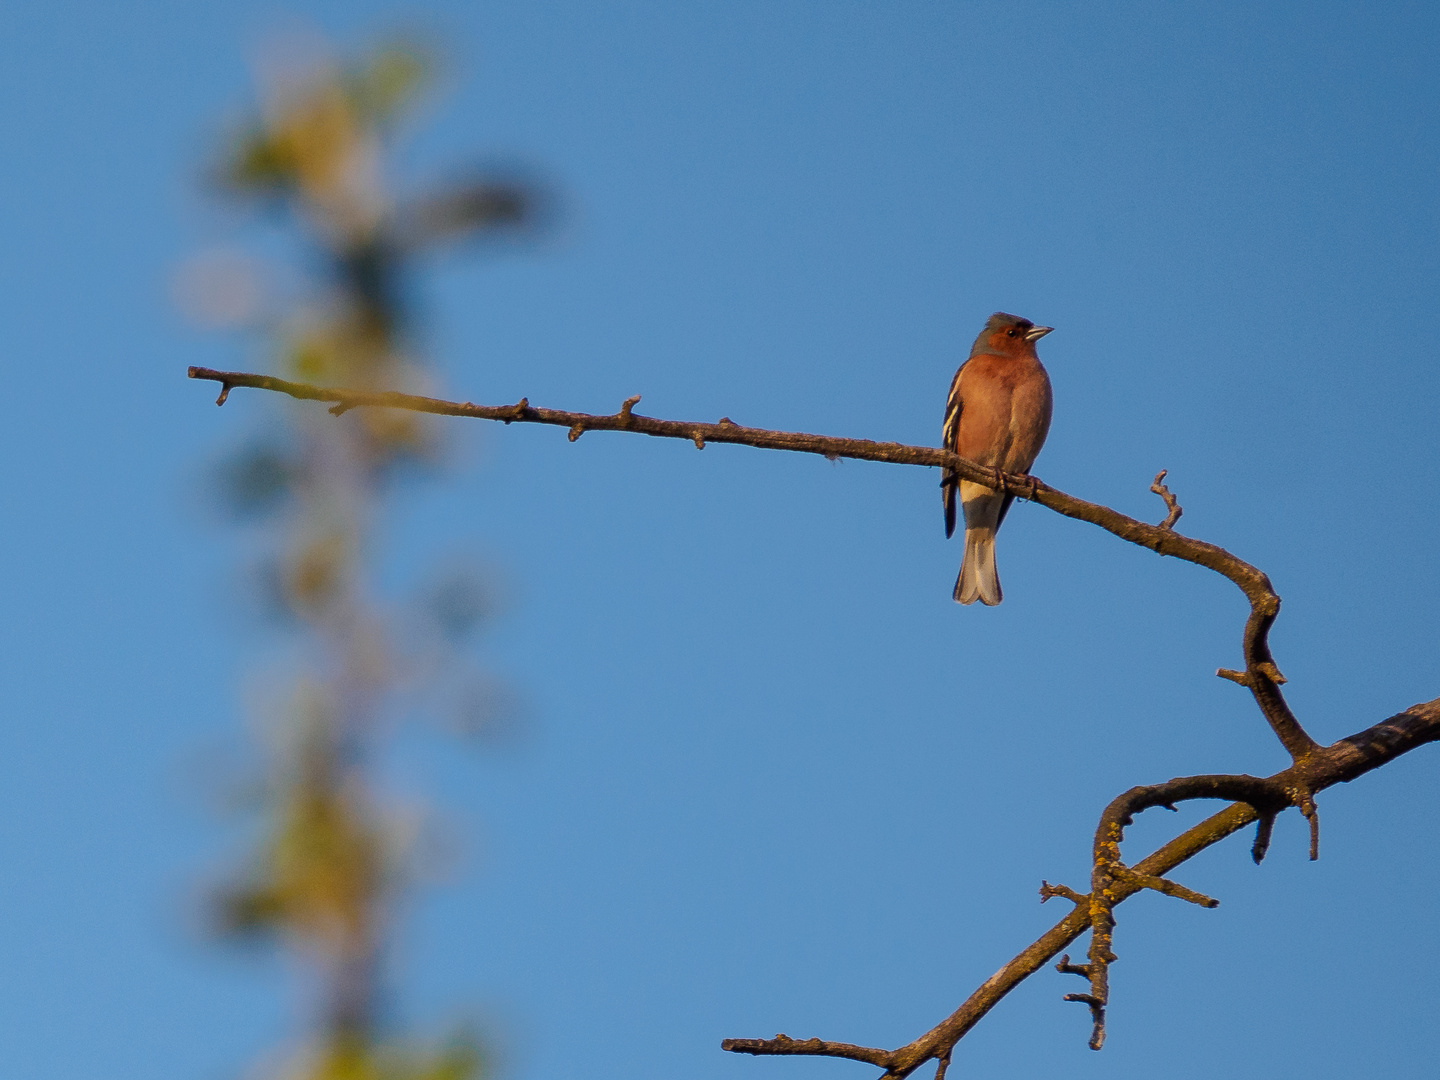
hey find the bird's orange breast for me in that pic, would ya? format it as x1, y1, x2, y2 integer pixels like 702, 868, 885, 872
954, 353, 1052, 472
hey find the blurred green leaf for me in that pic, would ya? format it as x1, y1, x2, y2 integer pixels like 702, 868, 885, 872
348, 44, 433, 126
227, 132, 295, 191
214, 883, 288, 937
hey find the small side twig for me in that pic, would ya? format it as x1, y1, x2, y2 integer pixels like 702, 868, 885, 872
720, 1036, 892, 1069
1062, 992, 1107, 1050
1251, 810, 1278, 864
1288, 786, 1320, 860
1150, 469, 1183, 529
1039, 881, 1087, 906
1113, 867, 1218, 909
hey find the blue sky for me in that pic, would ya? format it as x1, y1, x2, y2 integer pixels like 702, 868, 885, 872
1, 1, 1437, 1077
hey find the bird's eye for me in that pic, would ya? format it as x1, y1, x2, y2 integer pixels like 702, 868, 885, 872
1006, 329, 1017, 337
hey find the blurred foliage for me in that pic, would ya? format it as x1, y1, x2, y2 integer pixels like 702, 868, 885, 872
224, 41, 430, 199
276, 1031, 482, 1080
215, 691, 387, 952
191, 34, 545, 1080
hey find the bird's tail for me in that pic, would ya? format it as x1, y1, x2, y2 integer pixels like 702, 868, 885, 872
954, 528, 1002, 606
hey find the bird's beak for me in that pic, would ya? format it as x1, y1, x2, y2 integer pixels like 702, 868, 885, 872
1024, 325, 1054, 342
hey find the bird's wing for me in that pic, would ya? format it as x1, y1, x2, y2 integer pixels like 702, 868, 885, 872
995, 361, 1052, 531
941, 363, 965, 538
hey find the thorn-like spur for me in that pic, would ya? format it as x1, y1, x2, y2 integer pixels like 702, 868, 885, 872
1289, 787, 1320, 860
1251, 810, 1278, 864
1257, 661, 1288, 685
1218, 663, 1286, 689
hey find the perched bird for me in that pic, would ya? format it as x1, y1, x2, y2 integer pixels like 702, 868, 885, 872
942, 312, 1054, 605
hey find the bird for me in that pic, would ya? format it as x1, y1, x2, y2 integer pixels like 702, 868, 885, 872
942, 312, 1054, 605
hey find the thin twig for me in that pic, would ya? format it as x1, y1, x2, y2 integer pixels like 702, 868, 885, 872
1039, 881, 1087, 906
720, 1035, 892, 1069
1250, 810, 1278, 864
1114, 867, 1218, 909
1150, 469, 1183, 529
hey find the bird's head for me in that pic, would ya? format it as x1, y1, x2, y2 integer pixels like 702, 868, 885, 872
970, 312, 1053, 359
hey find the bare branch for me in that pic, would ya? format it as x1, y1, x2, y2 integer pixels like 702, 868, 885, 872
1077, 773, 1294, 1044
186, 366, 1319, 761
180, 366, 1437, 1071
716, 698, 1440, 1077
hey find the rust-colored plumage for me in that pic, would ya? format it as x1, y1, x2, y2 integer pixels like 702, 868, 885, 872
942, 312, 1053, 605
